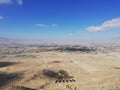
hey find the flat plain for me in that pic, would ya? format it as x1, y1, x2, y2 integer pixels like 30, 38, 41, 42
0, 44, 120, 90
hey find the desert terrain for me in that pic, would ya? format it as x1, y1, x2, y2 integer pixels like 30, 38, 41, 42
0, 44, 120, 90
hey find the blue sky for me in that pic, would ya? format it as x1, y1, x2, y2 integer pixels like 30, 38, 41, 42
0, 0, 120, 42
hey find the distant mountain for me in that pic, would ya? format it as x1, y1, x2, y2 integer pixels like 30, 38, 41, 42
0, 37, 120, 46
0, 37, 50, 46
0, 37, 18, 44
0, 37, 23, 47
105, 37, 120, 44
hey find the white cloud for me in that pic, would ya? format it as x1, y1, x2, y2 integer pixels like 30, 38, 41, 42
17, 0, 23, 5
87, 18, 120, 32
0, 16, 4, 20
36, 24, 47, 28
36, 23, 58, 28
0, 0, 12, 4
68, 33, 73, 36
51, 24, 57, 27
0, 0, 23, 5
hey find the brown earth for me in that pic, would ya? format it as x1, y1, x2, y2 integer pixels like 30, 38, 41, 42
0, 50, 120, 90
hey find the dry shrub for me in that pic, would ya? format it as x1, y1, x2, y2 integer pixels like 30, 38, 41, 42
42, 69, 73, 79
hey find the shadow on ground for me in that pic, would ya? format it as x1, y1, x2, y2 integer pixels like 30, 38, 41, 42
56, 47, 96, 53
0, 72, 23, 88
0, 62, 17, 67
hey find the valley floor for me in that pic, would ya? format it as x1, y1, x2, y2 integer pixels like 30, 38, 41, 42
0, 50, 120, 90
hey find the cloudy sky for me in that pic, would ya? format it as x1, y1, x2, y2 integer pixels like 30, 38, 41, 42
0, 0, 120, 42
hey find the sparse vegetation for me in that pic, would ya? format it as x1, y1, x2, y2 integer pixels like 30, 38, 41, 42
11, 86, 37, 90
15, 54, 36, 58
114, 67, 120, 69
43, 69, 73, 79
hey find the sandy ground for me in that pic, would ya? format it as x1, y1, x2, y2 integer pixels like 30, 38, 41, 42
0, 51, 120, 90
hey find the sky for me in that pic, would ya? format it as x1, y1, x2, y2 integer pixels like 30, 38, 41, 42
0, 0, 120, 43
